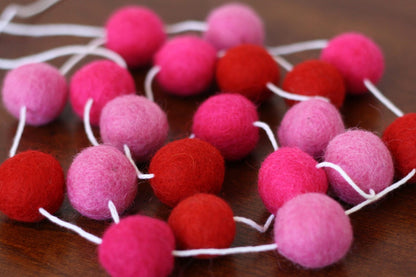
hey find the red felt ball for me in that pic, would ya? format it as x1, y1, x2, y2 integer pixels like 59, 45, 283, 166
0, 151, 64, 222
149, 138, 225, 207
282, 60, 346, 108
216, 44, 279, 103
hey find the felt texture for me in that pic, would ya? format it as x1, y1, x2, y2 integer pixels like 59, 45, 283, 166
321, 32, 384, 94
324, 129, 394, 204
0, 151, 64, 222
99, 215, 175, 277
382, 113, 416, 183
105, 6, 166, 67
2, 63, 67, 126
100, 95, 168, 162
258, 147, 328, 214
168, 193, 235, 257
192, 93, 259, 160
282, 59, 346, 108
154, 35, 217, 96
278, 99, 345, 159
149, 138, 225, 207
69, 60, 135, 125
204, 3, 264, 50
67, 145, 137, 220
216, 44, 279, 103
274, 193, 353, 269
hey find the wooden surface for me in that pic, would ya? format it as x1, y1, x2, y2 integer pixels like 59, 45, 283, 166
0, 0, 415, 276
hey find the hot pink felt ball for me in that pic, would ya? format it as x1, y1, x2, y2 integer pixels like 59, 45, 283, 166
275, 193, 353, 268
204, 3, 265, 50
99, 215, 175, 277
324, 129, 394, 204
100, 95, 169, 162
2, 63, 67, 126
67, 145, 137, 220
278, 99, 345, 159
105, 6, 166, 67
321, 32, 384, 94
192, 93, 259, 160
154, 35, 217, 96
69, 60, 135, 125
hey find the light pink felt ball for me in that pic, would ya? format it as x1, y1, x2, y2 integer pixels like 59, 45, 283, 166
2, 63, 67, 126
67, 145, 137, 220
100, 94, 169, 162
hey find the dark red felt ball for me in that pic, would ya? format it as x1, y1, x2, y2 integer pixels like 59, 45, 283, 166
216, 44, 279, 103
149, 138, 225, 207
0, 151, 65, 222
282, 59, 346, 108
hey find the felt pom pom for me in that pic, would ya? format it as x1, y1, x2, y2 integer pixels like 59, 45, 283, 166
149, 138, 225, 207
216, 44, 279, 103
69, 60, 135, 126
278, 99, 345, 159
168, 193, 235, 257
0, 151, 64, 222
192, 93, 259, 160
204, 3, 265, 50
67, 145, 137, 220
382, 113, 416, 183
2, 63, 67, 126
275, 193, 353, 268
321, 32, 384, 94
154, 35, 217, 96
105, 6, 166, 67
282, 59, 346, 108
100, 95, 169, 162
324, 130, 394, 204
99, 215, 175, 277
258, 147, 328, 214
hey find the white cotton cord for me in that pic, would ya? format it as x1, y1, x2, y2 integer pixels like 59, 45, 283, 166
123, 144, 155, 180
266, 82, 330, 103
189, 133, 196, 139
234, 214, 275, 233
144, 66, 160, 102
108, 200, 120, 224
39, 208, 102, 245
173, 243, 278, 257
273, 55, 293, 71
364, 79, 404, 117
345, 169, 416, 215
165, 20, 208, 34
253, 121, 278, 151
267, 39, 328, 56
8, 106, 26, 158
83, 98, 99, 147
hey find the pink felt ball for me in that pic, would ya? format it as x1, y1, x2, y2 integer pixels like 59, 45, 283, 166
204, 3, 265, 50
99, 215, 175, 277
324, 130, 394, 204
2, 63, 67, 126
192, 93, 259, 160
321, 32, 384, 94
105, 6, 166, 67
278, 99, 345, 159
275, 193, 353, 268
100, 95, 169, 162
258, 147, 328, 214
154, 35, 217, 96
67, 145, 137, 220
69, 60, 135, 125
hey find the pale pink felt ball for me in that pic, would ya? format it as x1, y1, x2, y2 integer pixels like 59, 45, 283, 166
69, 60, 135, 126
192, 93, 259, 160
105, 6, 166, 67
154, 35, 217, 96
275, 193, 353, 269
324, 129, 394, 204
100, 94, 169, 162
278, 99, 345, 159
258, 147, 328, 214
67, 145, 137, 220
320, 32, 384, 94
204, 3, 265, 50
2, 63, 67, 126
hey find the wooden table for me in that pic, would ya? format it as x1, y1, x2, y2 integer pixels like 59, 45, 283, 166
0, 0, 415, 276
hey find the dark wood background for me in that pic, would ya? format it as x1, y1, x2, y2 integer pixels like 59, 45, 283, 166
0, 0, 415, 276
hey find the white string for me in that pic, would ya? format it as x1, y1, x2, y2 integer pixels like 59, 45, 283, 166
273, 55, 293, 71
123, 144, 155, 180
253, 121, 278, 151
266, 83, 330, 102
144, 66, 160, 102
8, 106, 26, 158
108, 200, 120, 224
189, 133, 196, 139
267, 39, 328, 56
83, 98, 99, 146
234, 214, 275, 233
364, 79, 404, 117
39, 208, 102, 245
165, 20, 208, 34
173, 243, 277, 257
